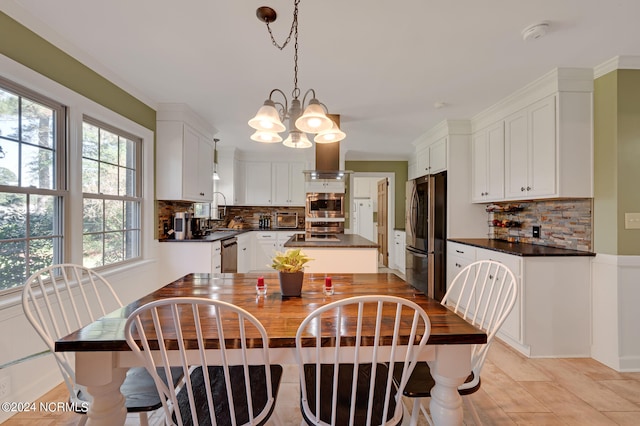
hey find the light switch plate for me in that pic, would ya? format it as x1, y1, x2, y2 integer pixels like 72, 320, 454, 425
625, 213, 640, 229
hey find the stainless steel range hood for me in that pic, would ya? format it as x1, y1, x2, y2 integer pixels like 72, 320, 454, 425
304, 121, 351, 180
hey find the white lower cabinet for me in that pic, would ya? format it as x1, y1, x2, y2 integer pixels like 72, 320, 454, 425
159, 241, 221, 284
211, 241, 222, 274
446, 241, 591, 357
474, 247, 522, 345
252, 232, 278, 272
237, 232, 252, 273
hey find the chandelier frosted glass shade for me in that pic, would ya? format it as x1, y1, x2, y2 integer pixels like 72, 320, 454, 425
314, 121, 346, 143
250, 130, 283, 143
248, 100, 286, 133
282, 131, 312, 149
295, 99, 333, 133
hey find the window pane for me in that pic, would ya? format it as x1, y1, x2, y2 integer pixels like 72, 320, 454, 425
83, 198, 103, 233
0, 192, 26, 239
104, 231, 123, 264
29, 194, 55, 237
0, 139, 19, 186
21, 98, 54, 148
124, 201, 139, 230
120, 137, 135, 168
120, 166, 135, 197
125, 230, 140, 259
83, 233, 103, 268
82, 158, 99, 193
0, 89, 19, 140
22, 144, 54, 189
82, 122, 99, 160
105, 199, 123, 231
0, 241, 27, 291
99, 162, 118, 195
100, 129, 118, 165
28, 238, 55, 274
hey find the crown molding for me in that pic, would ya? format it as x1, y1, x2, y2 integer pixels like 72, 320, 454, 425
412, 120, 471, 148
471, 68, 593, 132
594, 56, 640, 78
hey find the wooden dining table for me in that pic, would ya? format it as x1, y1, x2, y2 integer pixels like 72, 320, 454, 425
56, 272, 486, 426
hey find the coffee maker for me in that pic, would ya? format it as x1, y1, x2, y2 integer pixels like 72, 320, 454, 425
173, 212, 191, 240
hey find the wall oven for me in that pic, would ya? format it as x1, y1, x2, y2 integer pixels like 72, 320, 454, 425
305, 218, 344, 234
306, 192, 344, 218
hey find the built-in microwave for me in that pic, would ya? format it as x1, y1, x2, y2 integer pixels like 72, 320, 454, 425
306, 192, 344, 218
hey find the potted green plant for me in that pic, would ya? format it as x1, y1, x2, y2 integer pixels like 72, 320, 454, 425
270, 248, 313, 297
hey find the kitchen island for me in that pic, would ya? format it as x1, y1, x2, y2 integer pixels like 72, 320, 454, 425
284, 233, 379, 273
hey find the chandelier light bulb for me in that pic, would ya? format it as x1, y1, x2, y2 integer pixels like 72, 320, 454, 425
314, 121, 345, 143
250, 130, 283, 143
296, 100, 333, 133
248, 100, 286, 133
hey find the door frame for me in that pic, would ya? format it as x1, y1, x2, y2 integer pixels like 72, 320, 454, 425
348, 172, 396, 262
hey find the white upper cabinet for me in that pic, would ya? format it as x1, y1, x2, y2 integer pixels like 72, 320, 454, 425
305, 180, 345, 193
156, 104, 216, 202
470, 68, 593, 202
236, 160, 307, 206
244, 161, 273, 205
409, 136, 447, 179
156, 121, 213, 202
272, 161, 305, 205
408, 137, 447, 179
504, 95, 556, 199
429, 137, 447, 174
472, 121, 505, 202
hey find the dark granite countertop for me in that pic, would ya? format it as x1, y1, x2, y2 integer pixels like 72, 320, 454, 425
159, 228, 307, 242
284, 233, 379, 249
448, 238, 595, 257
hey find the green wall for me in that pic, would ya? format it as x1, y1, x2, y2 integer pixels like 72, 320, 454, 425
0, 12, 155, 131
594, 69, 640, 255
345, 161, 408, 230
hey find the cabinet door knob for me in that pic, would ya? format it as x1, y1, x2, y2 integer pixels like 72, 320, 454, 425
455, 250, 464, 254
527, 186, 531, 191
521, 187, 526, 192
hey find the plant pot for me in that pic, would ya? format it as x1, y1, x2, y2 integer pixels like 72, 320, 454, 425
278, 271, 304, 297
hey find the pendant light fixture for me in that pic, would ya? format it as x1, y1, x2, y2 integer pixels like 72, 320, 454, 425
213, 138, 220, 180
249, 0, 345, 148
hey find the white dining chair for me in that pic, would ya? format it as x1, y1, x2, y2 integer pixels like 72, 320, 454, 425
21, 264, 178, 426
295, 295, 431, 426
395, 259, 518, 425
124, 297, 283, 426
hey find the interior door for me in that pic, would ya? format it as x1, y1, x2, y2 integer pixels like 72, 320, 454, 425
377, 178, 388, 267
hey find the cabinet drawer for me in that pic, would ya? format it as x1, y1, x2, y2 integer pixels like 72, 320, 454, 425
447, 242, 475, 262
254, 232, 277, 240
475, 247, 520, 276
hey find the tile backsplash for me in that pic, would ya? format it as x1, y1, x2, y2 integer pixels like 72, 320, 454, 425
157, 201, 305, 238
489, 198, 592, 251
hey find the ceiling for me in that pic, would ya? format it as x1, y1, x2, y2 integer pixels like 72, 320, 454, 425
3, 0, 640, 160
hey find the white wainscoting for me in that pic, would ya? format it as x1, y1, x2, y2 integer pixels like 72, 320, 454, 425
591, 254, 640, 372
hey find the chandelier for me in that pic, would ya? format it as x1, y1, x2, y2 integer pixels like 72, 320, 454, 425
248, 0, 345, 149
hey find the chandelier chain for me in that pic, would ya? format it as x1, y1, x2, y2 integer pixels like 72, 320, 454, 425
265, 0, 300, 51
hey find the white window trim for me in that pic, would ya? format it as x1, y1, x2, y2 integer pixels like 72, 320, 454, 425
0, 54, 156, 306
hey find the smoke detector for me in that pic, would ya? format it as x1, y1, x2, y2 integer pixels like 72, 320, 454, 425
521, 22, 549, 41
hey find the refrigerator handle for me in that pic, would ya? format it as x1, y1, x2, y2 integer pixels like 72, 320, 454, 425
410, 184, 418, 237
428, 175, 435, 250
406, 246, 428, 257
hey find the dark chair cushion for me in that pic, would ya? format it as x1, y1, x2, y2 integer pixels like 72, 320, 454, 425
173, 364, 283, 426
76, 366, 184, 413
393, 362, 480, 398
301, 363, 400, 426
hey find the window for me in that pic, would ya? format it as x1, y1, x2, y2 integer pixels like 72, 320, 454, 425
82, 117, 142, 268
0, 77, 66, 293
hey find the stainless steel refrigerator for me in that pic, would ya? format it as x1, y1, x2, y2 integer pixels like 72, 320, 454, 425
405, 171, 447, 300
